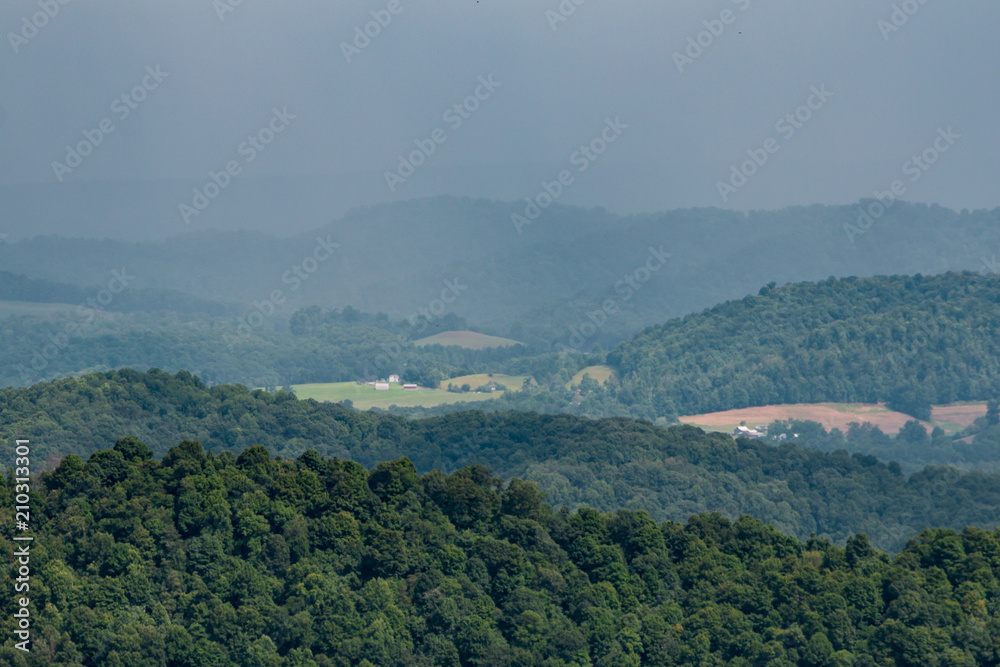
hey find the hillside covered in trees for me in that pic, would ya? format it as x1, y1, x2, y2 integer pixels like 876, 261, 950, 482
6, 269, 1000, 437
4, 369, 1000, 552
0, 298, 554, 390
0, 271, 234, 318
605, 271, 1000, 419
2, 440, 998, 665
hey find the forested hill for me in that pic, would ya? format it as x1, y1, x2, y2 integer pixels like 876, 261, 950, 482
608, 271, 1000, 418
2, 440, 999, 665
6, 368, 1000, 551
0, 270, 234, 316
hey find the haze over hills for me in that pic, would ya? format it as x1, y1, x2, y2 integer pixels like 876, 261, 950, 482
2, 199, 998, 348
6, 1, 1000, 662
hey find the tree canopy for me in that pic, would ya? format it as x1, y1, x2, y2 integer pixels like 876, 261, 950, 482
3, 369, 1000, 552
2, 441, 999, 665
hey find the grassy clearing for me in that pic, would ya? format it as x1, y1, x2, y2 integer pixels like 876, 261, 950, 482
444, 374, 533, 392
0, 300, 78, 317
567, 365, 618, 388
292, 381, 502, 410
414, 330, 523, 350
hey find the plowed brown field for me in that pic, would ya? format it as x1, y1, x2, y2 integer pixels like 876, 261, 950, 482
679, 402, 987, 435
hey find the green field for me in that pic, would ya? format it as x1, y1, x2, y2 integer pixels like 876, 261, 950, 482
292, 381, 503, 409
0, 300, 78, 317
567, 365, 618, 388
414, 330, 523, 350
444, 374, 533, 392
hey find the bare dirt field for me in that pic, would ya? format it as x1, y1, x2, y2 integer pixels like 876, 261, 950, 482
930, 403, 988, 431
680, 402, 987, 435
414, 330, 522, 350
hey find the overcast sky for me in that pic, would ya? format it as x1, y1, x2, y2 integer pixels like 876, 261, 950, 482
1, 0, 997, 238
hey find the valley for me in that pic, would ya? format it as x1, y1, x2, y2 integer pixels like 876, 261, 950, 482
8, 9, 1000, 661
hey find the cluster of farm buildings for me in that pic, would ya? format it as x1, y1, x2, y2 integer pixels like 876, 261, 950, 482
733, 423, 768, 438
731, 423, 795, 441
360, 375, 419, 391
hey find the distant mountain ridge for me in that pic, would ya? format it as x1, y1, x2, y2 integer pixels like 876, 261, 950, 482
0, 270, 235, 316
2, 198, 997, 347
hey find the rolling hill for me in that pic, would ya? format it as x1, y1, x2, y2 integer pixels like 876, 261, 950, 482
4, 368, 1000, 552
608, 271, 1000, 419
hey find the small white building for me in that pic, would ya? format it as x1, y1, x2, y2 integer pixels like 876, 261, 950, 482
375, 382, 390, 391
388, 374, 400, 383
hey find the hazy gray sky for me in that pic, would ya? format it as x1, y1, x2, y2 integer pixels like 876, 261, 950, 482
1, 0, 997, 238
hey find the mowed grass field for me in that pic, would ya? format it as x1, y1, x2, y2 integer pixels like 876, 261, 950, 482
567, 365, 618, 388
0, 300, 79, 317
292, 381, 504, 410
414, 330, 523, 350
444, 374, 533, 391
679, 402, 988, 436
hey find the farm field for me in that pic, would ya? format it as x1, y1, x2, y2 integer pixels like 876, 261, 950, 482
414, 330, 523, 350
930, 403, 990, 433
292, 381, 503, 409
567, 365, 618, 388
0, 300, 78, 317
679, 402, 988, 436
444, 374, 533, 391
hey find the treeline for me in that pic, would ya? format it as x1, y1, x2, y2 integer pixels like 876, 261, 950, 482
0, 271, 87, 305
2, 440, 998, 665
0, 270, 235, 317
4, 369, 1000, 551
390, 401, 1000, 476
608, 272, 1000, 419
765, 409, 1000, 474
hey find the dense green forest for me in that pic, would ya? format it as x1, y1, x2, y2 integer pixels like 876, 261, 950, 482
4, 369, 1000, 552
2, 440, 999, 665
